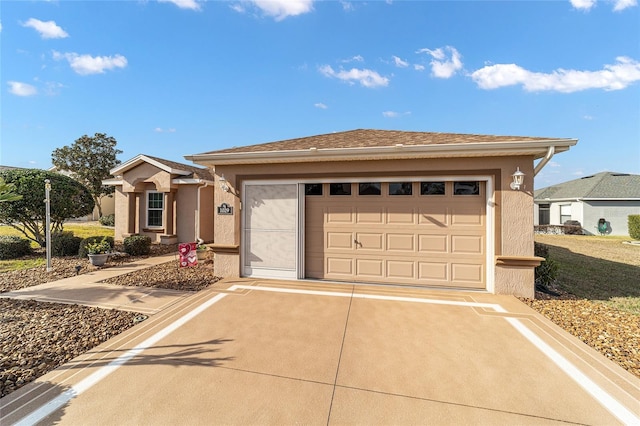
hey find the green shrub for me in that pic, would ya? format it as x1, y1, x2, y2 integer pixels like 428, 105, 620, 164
123, 234, 151, 256
51, 231, 82, 257
99, 214, 115, 227
534, 242, 558, 289
79, 235, 115, 258
628, 215, 640, 240
0, 235, 32, 260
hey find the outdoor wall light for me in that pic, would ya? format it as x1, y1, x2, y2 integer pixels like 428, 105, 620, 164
219, 175, 230, 192
510, 167, 525, 190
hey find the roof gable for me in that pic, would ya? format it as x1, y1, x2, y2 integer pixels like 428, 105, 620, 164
110, 154, 213, 181
535, 172, 640, 200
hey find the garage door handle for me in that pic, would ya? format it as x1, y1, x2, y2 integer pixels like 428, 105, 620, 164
354, 239, 362, 248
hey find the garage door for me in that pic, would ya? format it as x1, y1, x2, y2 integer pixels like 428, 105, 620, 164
305, 181, 486, 289
243, 183, 299, 279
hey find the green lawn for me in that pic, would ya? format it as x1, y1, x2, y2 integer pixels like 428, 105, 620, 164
535, 234, 640, 315
0, 222, 114, 270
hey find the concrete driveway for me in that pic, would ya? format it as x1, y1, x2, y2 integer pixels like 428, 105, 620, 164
2, 279, 639, 425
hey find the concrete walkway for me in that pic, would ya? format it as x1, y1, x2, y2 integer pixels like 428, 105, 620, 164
2, 278, 639, 425
0, 254, 191, 315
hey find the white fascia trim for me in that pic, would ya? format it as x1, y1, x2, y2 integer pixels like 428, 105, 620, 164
536, 197, 640, 202
110, 154, 192, 176
581, 198, 640, 201
186, 139, 577, 166
102, 178, 123, 186
172, 178, 215, 185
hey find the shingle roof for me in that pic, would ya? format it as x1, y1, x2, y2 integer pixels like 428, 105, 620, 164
143, 155, 214, 181
201, 129, 571, 155
535, 172, 640, 200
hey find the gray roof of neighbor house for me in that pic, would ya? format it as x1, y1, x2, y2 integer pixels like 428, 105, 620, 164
535, 172, 640, 200
185, 129, 577, 165
143, 155, 215, 181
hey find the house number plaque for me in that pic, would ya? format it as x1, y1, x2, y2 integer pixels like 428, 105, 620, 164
217, 203, 233, 215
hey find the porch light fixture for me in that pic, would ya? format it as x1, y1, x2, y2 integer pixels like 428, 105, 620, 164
510, 167, 525, 190
219, 175, 230, 192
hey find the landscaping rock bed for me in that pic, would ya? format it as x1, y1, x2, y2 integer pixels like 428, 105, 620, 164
0, 299, 140, 398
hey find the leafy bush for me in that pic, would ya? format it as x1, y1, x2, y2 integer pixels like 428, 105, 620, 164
123, 234, 151, 256
85, 237, 112, 254
534, 242, 558, 290
51, 231, 82, 257
628, 215, 640, 240
99, 214, 115, 227
79, 235, 115, 258
0, 235, 32, 260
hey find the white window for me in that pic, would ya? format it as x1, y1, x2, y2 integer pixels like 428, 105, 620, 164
560, 204, 571, 224
147, 191, 164, 228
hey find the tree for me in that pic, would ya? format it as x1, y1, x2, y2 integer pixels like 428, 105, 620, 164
0, 177, 22, 203
51, 132, 122, 217
0, 169, 94, 247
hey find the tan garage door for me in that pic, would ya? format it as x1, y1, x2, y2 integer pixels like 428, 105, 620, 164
305, 181, 486, 289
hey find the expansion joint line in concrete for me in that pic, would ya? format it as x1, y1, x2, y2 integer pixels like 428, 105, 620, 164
326, 284, 355, 426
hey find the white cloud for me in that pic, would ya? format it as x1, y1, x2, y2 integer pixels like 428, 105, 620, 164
570, 0, 637, 10
53, 51, 128, 75
158, 0, 202, 10
570, 0, 596, 10
471, 56, 640, 92
392, 55, 409, 68
314, 102, 328, 109
417, 46, 463, 78
154, 127, 177, 133
22, 18, 69, 39
583, 114, 595, 120
8, 81, 38, 96
247, 0, 314, 21
319, 65, 389, 88
341, 55, 364, 63
414, 64, 425, 71
613, 0, 637, 10
340, 1, 354, 11
382, 111, 410, 118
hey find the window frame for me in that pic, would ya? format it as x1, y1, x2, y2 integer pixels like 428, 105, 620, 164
146, 190, 164, 228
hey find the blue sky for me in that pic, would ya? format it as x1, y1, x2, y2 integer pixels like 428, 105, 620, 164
2, 0, 639, 188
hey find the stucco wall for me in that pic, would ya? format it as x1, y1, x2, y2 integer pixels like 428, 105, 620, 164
583, 200, 640, 236
209, 155, 537, 296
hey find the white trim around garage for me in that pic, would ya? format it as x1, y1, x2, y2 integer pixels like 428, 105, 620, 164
242, 175, 495, 292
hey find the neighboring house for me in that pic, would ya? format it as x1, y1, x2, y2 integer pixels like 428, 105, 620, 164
534, 171, 640, 236
104, 155, 215, 245
108, 129, 578, 298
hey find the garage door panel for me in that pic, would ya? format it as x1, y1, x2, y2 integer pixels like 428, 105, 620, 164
418, 262, 448, 281
418, 208, 448, 226
327, 207, 353, 223
387, 208, 416, 224
355, 209, 384, 224
451, 263, 484, 283
356, 259, 383, 277
387, 233, 415, 252
418, 234, 448, 253
327, 232, 353, 249
327, 257, 353, 275
451, 207, 484, 226
386, 260, 415, 279
451, 235, 484, 254
355, 233, 383, 251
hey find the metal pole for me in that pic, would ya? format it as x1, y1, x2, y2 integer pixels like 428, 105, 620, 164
45, 179, 52, 272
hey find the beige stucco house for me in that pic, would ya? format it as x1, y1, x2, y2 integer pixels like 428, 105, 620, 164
104, 155, 215, 245
107, 129, 577, 298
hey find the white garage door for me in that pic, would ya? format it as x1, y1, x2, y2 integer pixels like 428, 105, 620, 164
305, 181, 487, 289
243, 183, 299, 279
